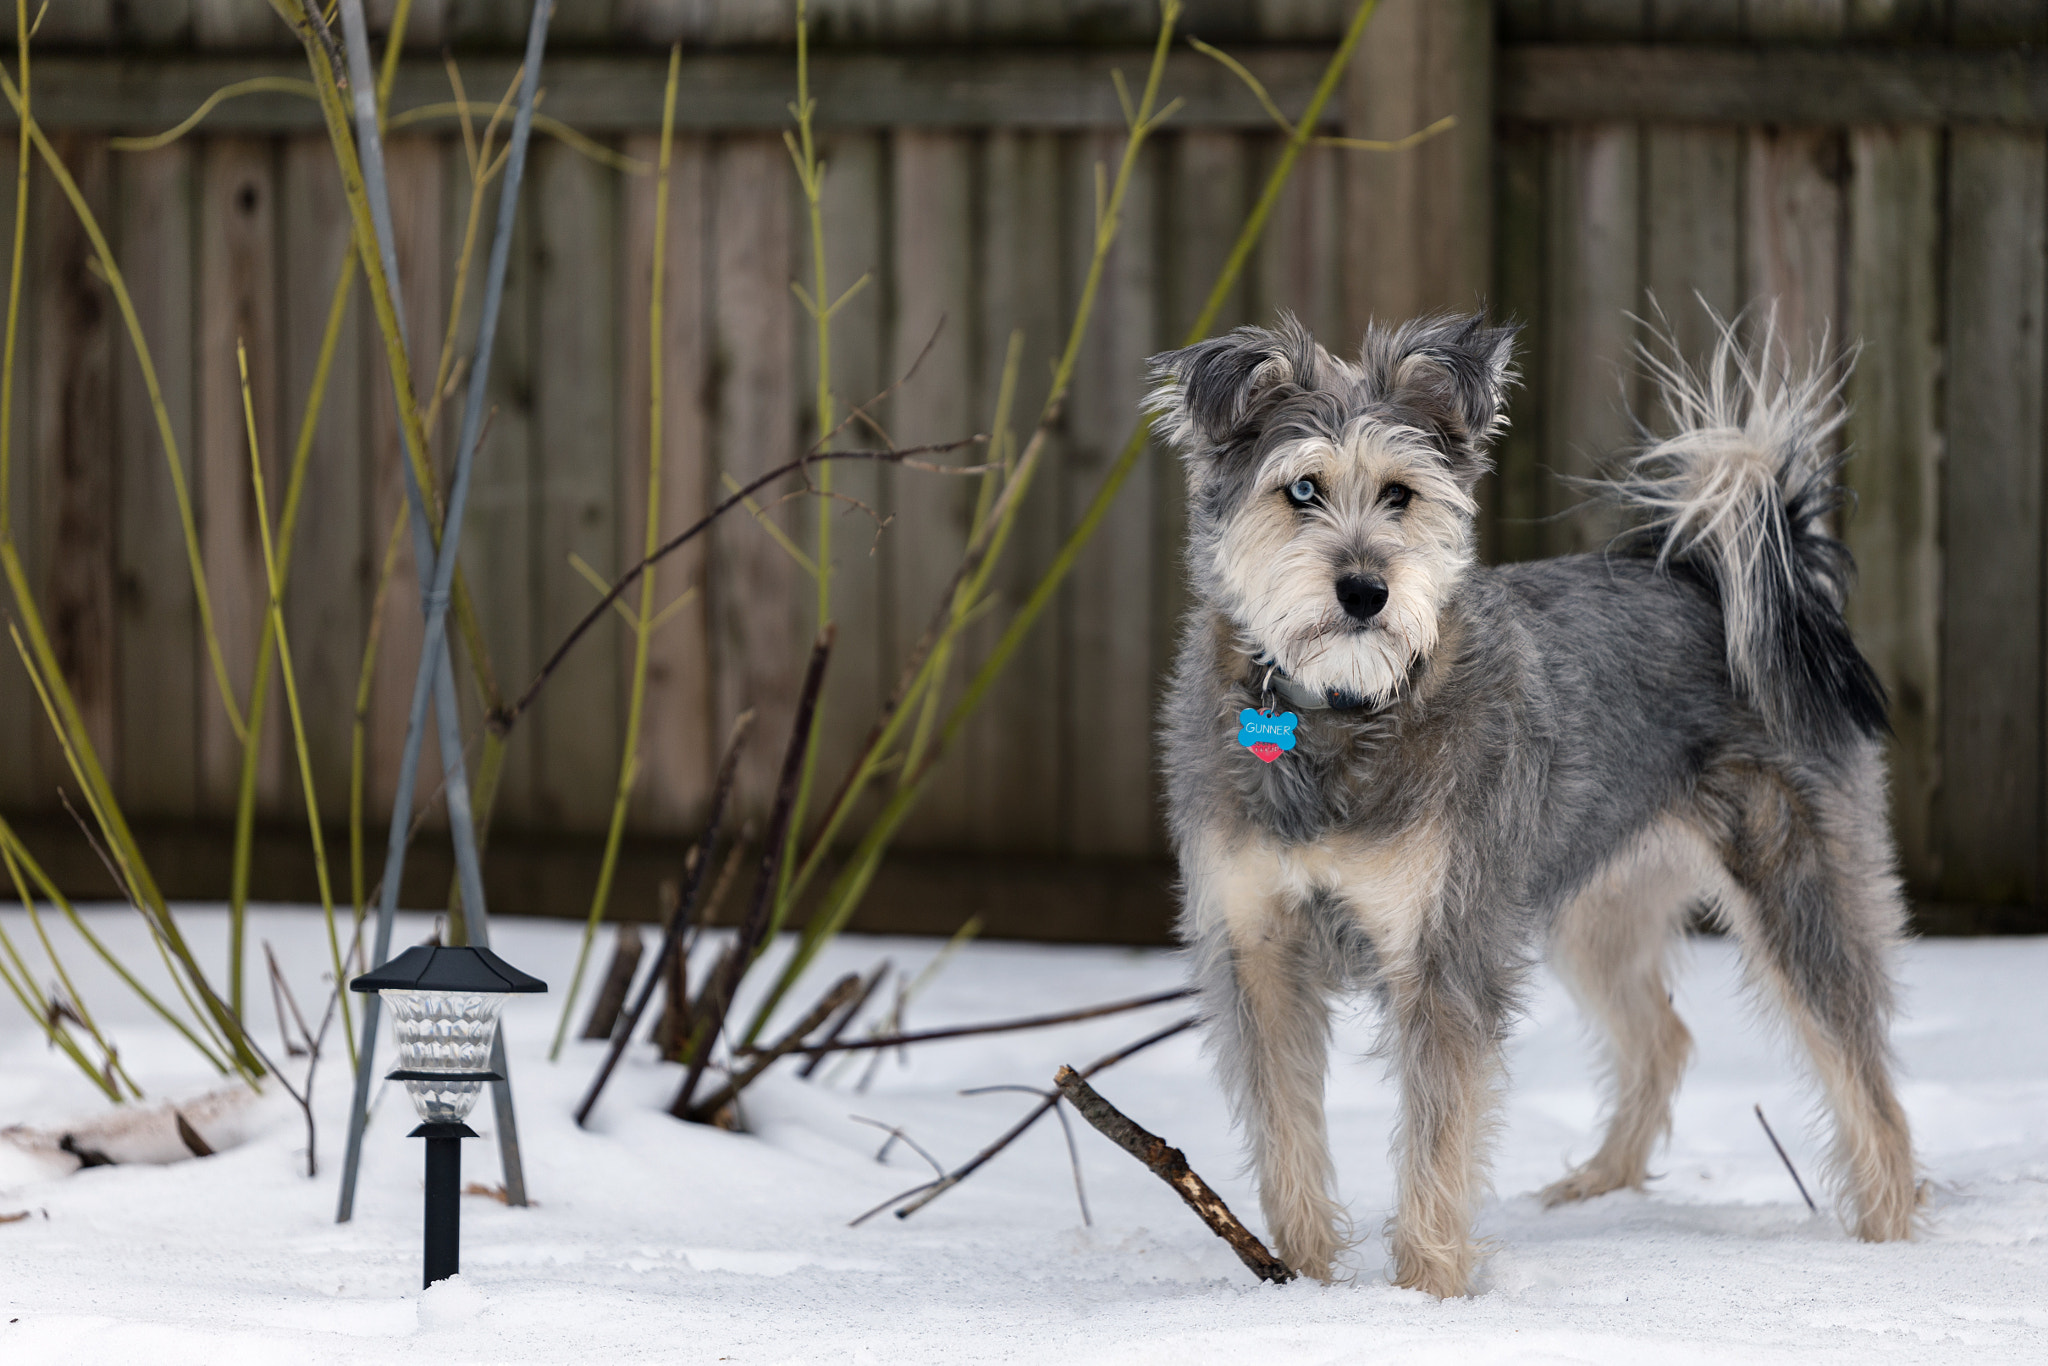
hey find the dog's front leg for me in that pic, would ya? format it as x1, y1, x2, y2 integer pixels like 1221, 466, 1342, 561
1183, 838, 1347, 1281
1384, 957, 1506, 1298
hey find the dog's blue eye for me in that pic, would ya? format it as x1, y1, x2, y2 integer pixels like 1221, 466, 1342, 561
1286, 478, 1317, 507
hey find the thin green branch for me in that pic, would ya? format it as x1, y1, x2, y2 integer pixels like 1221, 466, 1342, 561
548, 44, 682, 1061
240, 338, 353, 1069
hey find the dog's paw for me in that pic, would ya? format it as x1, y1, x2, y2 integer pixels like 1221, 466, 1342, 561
1389, 1243, 1477, 1299
1538, 1162, 1641, 1208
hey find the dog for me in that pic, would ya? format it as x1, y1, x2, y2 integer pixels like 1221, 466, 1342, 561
1148, 310, 1918, 1297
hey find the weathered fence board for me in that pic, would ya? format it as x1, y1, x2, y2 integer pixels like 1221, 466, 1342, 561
111, 144, 201, 822
1063, 133, 1162, 859
707, 135, 801, 815
967, 129, 1067, 855
280, 133, 365, 819
619, 130, 714, 833
35, 133, 117, 784
1940, 129, 2046, 907
194, 135, 282, 813
531, 139, 623, 832
1841, 124, 1942, 899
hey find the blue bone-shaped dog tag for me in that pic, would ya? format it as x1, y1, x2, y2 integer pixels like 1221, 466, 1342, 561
1236, 708, 1299, 763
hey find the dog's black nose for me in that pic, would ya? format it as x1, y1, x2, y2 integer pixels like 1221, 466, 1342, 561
1336, 574, 1388, 622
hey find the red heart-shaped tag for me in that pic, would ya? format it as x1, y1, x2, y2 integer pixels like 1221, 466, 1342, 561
1250, 742, 1283, 763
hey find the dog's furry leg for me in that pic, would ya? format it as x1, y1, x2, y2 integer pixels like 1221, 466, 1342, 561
1384, 957, 1505, 1299
1184, 842, 1348, 1282
1704, 746, 1918, 1242
1543, 824, 1696, 1205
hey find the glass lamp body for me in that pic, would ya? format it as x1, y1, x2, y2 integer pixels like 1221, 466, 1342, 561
383, 988, 509, 1124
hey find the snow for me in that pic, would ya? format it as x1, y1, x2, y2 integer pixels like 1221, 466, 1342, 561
2, 905, 2045, 1364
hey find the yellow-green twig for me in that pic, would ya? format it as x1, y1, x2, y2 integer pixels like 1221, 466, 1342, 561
549, 44, 682, 1060
240, 339, 354, 1068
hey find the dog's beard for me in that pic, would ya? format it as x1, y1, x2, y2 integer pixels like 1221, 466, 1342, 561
1215, 546, 1463, 706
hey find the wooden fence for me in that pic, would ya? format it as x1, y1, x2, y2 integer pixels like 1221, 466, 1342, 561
2, 1, 2043, 937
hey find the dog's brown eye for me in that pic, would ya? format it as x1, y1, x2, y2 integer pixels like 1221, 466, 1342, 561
1381, 482, 1414, 510
1285, 477, 1319, 508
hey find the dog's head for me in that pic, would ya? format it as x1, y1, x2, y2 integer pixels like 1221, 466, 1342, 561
1149, 312, 1516, 707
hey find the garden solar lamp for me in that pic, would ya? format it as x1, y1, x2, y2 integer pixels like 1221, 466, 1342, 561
350, 946, 546, 1287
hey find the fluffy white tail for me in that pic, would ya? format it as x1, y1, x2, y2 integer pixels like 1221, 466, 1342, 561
1604, 307, 1886, 745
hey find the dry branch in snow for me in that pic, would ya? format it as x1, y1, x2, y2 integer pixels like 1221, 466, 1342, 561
1053, 1066, 1293, 1284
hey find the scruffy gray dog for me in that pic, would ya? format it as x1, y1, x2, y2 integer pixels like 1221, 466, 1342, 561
1148, 311, 1917, 1297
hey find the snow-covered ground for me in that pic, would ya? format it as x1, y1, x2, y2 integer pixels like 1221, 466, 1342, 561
1, 905, 2044, 1364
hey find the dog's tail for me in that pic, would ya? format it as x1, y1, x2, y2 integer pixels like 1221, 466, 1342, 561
1603, 307, 1886, 746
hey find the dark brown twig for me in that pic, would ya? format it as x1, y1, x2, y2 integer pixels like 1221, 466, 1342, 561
961, 1085, 1092, 1227
493, 437, 972, 737
858, 1015, 1198, 1225
574, 710, 753, 1128
682, 972, 862, 1125
752, 986, 1192, 1059
799, 960, 891, 1079
1754, 1103, 1818, 1214
579, 924, 644, 1041
849, 1114, 946, 1176
671, 629, 836, 1117
1054, 1066, 1291, 1283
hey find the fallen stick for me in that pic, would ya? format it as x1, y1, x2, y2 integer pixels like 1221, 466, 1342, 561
868, 1015, 1197, 1225
682, 973, 863, 1126
1053, 1065, 1293, 1284
750, 986, 1192, 1059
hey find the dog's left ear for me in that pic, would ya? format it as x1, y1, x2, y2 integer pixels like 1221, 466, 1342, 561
1362, 313, 1519, 483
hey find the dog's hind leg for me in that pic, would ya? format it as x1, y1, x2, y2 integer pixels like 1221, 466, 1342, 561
1541, 824, 1697, 1206
1183, 840, 1349, 1281
1702, 748, 1918, 1241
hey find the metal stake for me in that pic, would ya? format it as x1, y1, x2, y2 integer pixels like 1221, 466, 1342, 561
335, 0, 553, 1223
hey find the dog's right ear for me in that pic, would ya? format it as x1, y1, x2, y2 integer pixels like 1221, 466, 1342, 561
1146, 317, 1327, 452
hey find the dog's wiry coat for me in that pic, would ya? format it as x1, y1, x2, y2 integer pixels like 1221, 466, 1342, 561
1151, 312, 1917, 1296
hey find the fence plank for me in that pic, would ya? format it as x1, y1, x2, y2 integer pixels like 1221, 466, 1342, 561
364, 136, 445, 831
1062, 133, 1161, 858
112, 144, 200, 821
886, 129, 977, 849
1841, 125, 1942, 896
1490, 121, 1546, 565
194, 0, 292, 50
1940, 129, 2046, 905
708, 134, 800, 817
34, 135, 119, 789
195, 136, 280, 814
965, 128, 1067, 853
530, 139, 621, 833
1342, 0, 1493, 330
1254, 140, 1344, 345
1643, 126, 1740, 364
446, 136, 536, 832
1743, 127, 1845, 365
1540, 124, 1639, 556
280, 133, 364, 818
0, 135, 30, 810
619, 131, 713, 833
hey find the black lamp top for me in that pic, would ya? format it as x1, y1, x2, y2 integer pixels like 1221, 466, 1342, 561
349, 944, 548, 995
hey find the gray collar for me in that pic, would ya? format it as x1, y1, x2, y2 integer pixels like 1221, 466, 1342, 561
1248, 654, 1383, 714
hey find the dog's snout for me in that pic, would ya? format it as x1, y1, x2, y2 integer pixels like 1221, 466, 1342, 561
1336, 574, 1388, 622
